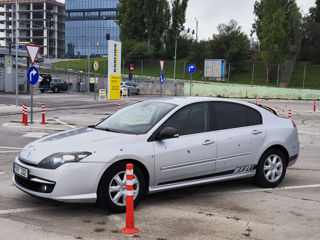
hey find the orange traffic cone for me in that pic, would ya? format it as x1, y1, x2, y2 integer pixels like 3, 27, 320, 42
121, 163, 139, 234
118, 101, 121, 110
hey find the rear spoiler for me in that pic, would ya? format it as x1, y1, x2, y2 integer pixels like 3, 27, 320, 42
257, 104, 278, 116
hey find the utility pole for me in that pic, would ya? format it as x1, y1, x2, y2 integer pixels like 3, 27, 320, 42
15, 0, 18, 107
195, 18, 199, 42
173, 37, 177, 79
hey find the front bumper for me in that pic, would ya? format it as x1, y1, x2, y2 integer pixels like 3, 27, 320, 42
12, 157, 109, 203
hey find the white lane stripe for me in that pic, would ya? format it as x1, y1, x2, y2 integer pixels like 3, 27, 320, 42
0, 207, 53, 215
53, 119, 76, 129
0, 172, 5, 175
3, 123, 68, 131
195, 184, 320, 198
0, 146, 22, 150
0, 150, 20, 153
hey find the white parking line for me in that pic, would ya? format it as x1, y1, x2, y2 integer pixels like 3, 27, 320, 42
53, 118, 76, 129
0, 146, 22, 150
3, 123, 67, 131
0, 150, 20, 153
0, 207, 52, 215
195, 184, 320, 198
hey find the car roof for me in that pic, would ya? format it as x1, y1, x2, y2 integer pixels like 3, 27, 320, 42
146, 96, 249, 106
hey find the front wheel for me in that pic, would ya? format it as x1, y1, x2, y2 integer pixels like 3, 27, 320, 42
255, 148, 287, 188
98, 162, 145, 213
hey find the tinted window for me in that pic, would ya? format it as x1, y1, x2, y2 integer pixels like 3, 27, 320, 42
162, 103, 209, 136
246, 107, 262, 126
213, 102, 247, 130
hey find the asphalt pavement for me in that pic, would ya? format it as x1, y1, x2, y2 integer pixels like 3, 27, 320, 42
0, 93, 319, 240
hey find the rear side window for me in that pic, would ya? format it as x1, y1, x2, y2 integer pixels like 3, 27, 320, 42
246, 106, 262, 126
211, 102, 262, 130
213, 102, 247, 130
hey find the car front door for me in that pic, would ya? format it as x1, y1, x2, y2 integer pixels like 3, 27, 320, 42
211, 102, 266, 174
152, 102, 217, 185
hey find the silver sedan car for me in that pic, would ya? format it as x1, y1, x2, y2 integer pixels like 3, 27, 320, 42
13, 97, 299, 212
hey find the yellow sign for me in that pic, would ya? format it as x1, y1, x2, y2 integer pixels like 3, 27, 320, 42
99, 89, 107, 101
90, 77, 98, 83
7, 59, 11, 64
92, 61, 99, 71
109, 75, 121, 99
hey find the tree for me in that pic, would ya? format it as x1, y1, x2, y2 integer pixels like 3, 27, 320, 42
143, 0, 170, 54
165, 0, 188, 57
301, 0, 320, 62
122, 40, 149, 59
209, 20, 249, 70
117, 0, 171, 57
117, 0, 146, 42
252, 0, 302, 81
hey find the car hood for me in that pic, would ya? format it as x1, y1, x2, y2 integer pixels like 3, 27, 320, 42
19, 127, 135, 164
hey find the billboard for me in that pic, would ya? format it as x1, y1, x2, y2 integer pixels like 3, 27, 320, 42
108, 40, 122, 100
204, 59, 227, 81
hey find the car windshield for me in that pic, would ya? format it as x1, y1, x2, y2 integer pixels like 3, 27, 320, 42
95, 101, 176, 134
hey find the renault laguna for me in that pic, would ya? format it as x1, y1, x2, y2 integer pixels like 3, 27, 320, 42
13, 97, 299, 212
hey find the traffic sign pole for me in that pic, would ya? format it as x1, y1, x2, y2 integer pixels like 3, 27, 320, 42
190, 74, 192, 96
186, 64, 196, 96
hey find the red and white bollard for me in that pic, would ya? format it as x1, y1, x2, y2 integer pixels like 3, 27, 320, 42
255, 97, 258, 105
118, 101, 121, 110
41, 104, 46, 125
24, 104, 28, 126
22, 104, 25, 125
288, 109, 292, 119
314, 99, 316, 112
121, 163, 139, 234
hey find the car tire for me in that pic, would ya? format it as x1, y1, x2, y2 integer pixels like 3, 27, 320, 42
255, 148, 287, 188
98, 162, 146, 213
40, 90, 45, 93
136, 89, 140, 95
53, 86, 59, 93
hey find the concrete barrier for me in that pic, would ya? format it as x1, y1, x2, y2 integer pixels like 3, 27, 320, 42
186, 81, 320, 100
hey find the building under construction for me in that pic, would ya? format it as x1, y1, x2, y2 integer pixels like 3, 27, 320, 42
0, 0, 65, 58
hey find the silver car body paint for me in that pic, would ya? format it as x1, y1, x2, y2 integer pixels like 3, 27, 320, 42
13, 97, 299, 202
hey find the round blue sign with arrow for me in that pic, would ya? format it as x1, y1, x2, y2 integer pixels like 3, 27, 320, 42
187, 64, 196, 74
27, 66, 39, 85
160, 73, 164, 85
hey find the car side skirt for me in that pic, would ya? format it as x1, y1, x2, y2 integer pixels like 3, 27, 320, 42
148, 170, 256, 193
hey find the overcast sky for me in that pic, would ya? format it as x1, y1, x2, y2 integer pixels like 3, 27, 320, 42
58, 0, 316, 40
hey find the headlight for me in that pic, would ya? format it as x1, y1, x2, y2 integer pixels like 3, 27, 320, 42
38, 152, 92, 169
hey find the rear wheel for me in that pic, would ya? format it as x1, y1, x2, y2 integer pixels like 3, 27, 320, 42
98, 162, 145, 213
53, 86, 59, 93
40, 89, 45, 93
136, 89, 140, 95
255, 148, 287, 188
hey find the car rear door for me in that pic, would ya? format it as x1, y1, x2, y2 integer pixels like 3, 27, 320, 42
210, 102, 266, 174
152, 102, 217, 185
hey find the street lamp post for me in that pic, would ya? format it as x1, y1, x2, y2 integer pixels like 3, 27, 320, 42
81, 36, 91, 92
15, 0, 18, 107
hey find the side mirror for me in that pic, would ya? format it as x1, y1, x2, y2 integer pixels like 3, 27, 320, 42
158, 127, 179, 140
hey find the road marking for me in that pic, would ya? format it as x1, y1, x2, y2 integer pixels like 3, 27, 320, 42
0, 150, 20, 153
23, 132, 48, 138
0, 172, 4, 175
299, 131, 320, 136
194, 184, 320, 198
3, 123, 68, 131
0, 207, 52, 215
0, 146, 21, 150
53, 118, 76, 129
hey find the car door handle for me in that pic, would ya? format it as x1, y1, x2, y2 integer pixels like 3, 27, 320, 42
202, 139, 215, 145
251, 130, 263, 135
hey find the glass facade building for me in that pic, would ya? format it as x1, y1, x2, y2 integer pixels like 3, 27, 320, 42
65, 0, 120, 57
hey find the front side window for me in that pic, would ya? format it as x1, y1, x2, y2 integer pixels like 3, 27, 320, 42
161, 103, 209, 136
95, 101, 176, 134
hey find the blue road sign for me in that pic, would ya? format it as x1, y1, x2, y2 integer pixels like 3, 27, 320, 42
187, 64, 196, 74
27, 66, 39, 85
160, 73, 164, 84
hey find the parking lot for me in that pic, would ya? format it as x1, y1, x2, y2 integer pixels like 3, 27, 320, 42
0, 93, 319, 240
